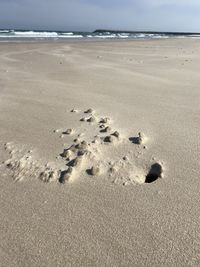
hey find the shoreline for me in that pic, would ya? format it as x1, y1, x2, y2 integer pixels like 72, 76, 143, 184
0, 35, 200, 43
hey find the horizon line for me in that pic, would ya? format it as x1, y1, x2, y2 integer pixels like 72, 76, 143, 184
1, 28, 200, 35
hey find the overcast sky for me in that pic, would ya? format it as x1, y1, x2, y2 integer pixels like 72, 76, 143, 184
0, 0, 200, 32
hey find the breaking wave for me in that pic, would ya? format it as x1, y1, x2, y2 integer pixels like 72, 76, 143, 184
0, 29, 199, 40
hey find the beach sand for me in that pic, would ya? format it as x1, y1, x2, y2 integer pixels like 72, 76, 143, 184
0, 39, 200, 266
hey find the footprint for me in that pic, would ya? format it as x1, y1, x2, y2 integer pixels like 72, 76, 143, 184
39, 168, 59, 183
4, 108, 165, 187
59, 167, 74, 183
3, 144, 60, 183
63, 128, 74, 135
104, 135, 115, 143
111, 131, 120, 138
99, 117, 110, 124
84, 108, 94, 114
145, 163, 163, 183
100, 126, 111, 133
87, 116, 96, 123
86, 165, 101, 176
129, 132, 145, 145
70, 108, 78, 113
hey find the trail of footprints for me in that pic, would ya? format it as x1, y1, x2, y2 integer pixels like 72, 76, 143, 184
3, 143, 60, 183
3, 108, 164, 186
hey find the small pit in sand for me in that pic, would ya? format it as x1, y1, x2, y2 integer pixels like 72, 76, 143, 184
145, 163, 163, 183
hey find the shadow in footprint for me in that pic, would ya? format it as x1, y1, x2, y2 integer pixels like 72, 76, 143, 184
145, 163, 163, 183
66, 158, 76, 167
86, 168, 92, 175
59, 171, 67, 184
129, 137, 140, 144
60, 151, 67, 158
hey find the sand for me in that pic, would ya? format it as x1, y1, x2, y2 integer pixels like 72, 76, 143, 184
0, 39, 200, 266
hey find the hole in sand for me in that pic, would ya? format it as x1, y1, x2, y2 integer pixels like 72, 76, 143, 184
145, 163, 163, 183
129, 137, 140, 144
59, 171, 66, 184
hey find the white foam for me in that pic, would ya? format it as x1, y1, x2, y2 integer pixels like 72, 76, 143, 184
0, 30, 196, 40
189, 35, 200, 38
136, 33, 146, 38
94, 34, 117, 38
14, 31, 58, 37
59, 34, 83, 38
62, 32, 73, 35
0, 30, 10, 33
118, 34, 129, 38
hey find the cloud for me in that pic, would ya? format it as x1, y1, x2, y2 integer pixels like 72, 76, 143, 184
146, 0, 200, 5
0, 0, 200, 32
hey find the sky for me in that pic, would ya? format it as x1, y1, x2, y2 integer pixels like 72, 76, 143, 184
0, 0, 200, 32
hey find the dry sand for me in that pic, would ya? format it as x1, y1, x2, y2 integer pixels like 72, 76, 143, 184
0, 39, 200, 266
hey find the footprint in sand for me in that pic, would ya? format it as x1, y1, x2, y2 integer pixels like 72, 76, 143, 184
87, 116, 96, 123
100, 126, 111, 133
70, 108, 78, 113
145, 163, 163, 183
59, 167, 74, 183
58, 108, 165, 186
86, 165, 101, 176
84, 108, 94, 114
129, 132, 146, 145
3, 143, 61, 183
63, 128, 74, 135
3, 108, 165, 186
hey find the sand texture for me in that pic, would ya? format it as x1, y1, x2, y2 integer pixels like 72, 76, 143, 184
0, 39, 200, 266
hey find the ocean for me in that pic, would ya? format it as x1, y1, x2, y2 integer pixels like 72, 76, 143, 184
0, 29, 199, 40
